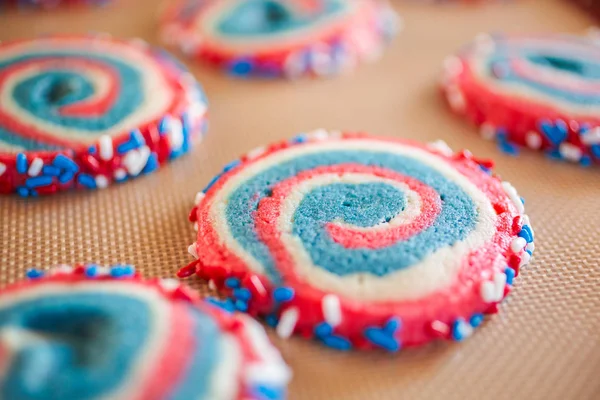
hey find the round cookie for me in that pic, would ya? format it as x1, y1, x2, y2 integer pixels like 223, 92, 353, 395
0, 35, 208, 196
182, 131, 535, 351
441, 33, 600, 166
0, 264, 291, 400
161, 0, 399, 79
2, 0, 110, 9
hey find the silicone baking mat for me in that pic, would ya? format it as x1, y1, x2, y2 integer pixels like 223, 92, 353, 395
0, 1, 598, 399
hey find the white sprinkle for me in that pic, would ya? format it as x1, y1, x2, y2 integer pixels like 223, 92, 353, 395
511, 237, 527, 254
193, 222, 199, 232
322, 294, 342, 327
95, 266, 110, 276
246, 146, 267, 160
442, 55, 463, 78
525, 131, 543, 149
526, 242, 535, 253
0, 162, 6, 176
160, 278, 180, 292
480, 281, 496, 303
129, 38, 149, 49
51, 265, 73, 275
123, 146, 150, 177
114, 169, 127, 180
310, 45, 334, 76
520, 251, 532, 268
95, 175, 109, 189
245, 364, 292, 386
580, 126, 600, 146
167, 118, 184, 151
446, 85, 466, 112
501, 181, 525, 214
284, 51, 306, 79
474, 33, 496, 54
25, 157, 43, 177
522, 215, 534, 237
276, 307, 299, 339
306, 129, 330, 141
493, 271, 507, 301
559, 143, 583, 162
479, 123, 496, 141
428, 140, 454, 157
99, 135, 114, 161
457, 319, 474, 338
194, 191, 205, 205
208, 279, 217, 291
188, 244, 198, 259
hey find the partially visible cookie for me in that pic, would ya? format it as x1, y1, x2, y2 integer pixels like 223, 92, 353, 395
161, 0, 399, 78
442, 33, 600, 166
183, 131, 535, 351
2, 0, 110, 9
0, 35, 208, 196
0, 265, 291, 400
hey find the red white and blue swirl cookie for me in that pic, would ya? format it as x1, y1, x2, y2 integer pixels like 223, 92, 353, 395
0, 35, 208, 196
0, 265, 290, 400
442, 33, 600, 166
161, 0, 399, 78
182, 131, 535, 351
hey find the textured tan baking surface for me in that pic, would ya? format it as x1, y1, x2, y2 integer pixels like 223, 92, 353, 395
1, 1, 599, 399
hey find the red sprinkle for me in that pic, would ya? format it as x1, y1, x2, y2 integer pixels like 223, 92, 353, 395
177, 260, 200, 278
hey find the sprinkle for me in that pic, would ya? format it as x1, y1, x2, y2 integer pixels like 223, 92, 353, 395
114, 169, 127, 181
95, 175, 109, 189
321, 294, 342, 327
16, 187, 30, 197
320, 335, 352, 351
446, 85, 466, 112
265, 314, 278, 327
42, 165, 61, 176
16, 153, 27, 174
203, 173, 222, 193
85, 265, 98, 277
208, 280, 217, 291
249, 275, 267, 297
364, 326, 401, 352
385, 317, 402, 333
580, 126, 600, 146
469, 313, 484, 328
168, 118, 184, 151
505, 267, 516, 285
223, 159, 241, 173
276, 307, 299, 339
233, 288, 252, 302
314, 322, 333, 338
428, 140, 454, 156
235, 299, 248, 312
525, 131, 543, 149
142, 153, 159, 174
493, 271, 507, 301
559, 143, 583, 163
77, 174, 97, 189
519, 225, 534, 243
229, 58, 254, 77
25, 176, 53, 189
273, 287, 295, 303
224, 277, 241, 289
511, 237, 527, 253
480, 281, 496, 303
123, 146, 151, 176
246, 146, 267, 160
98, 135, 114, 160
53, 154, 79, 172
451, 318, 473, 341
27, 158, 44, 177
187, 244, 198, 259
26, 269, 44, 279
479, 123, 496, 141
206, 297, 235, 313
0, 162, 6, 176
306, 129, 330, 141
58, 171, 75, 184
194, 192, 205, 205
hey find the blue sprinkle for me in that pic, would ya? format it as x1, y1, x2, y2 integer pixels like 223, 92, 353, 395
158, 117, 169, 135
85, 265, 98, 277
580, 155, 592, 167
130, 130, 145, 147
110, 267, 124, 277
253, 385, 284, 400
206, 297, 236, 313
479, 165, 491, 174
364, 327, 401, 352
505, 267, 516, 285
142, 153, 159, 174
545, 149, 563, 160
224, 277, 241, 289
265, 314, 278, 327
291, 134, 307, 144
229, 59, 254, 77
233, 288, 252, 301
384, 317, 402, 334
88, 146, 97, 154
223, 159, 241, 173
25, 176, 53, 189
526, 249, 533, 257
181, 113, 191, 154
116, 140, 136, 154
16, 153, 27, 174
469, 313, 485, 328
16, 187, 30, 197
26, 269, 44, 279
203, 173, 222, 193
77, 174, 97, 189
273, 287, 295, 303
498, 140, 520, 156
321, 335, 352, 351
235, 299, 248, 312
52, 154, 79, 172
120, 265, 135, 277
519, 225, 534, 243
42, 165, 61, 176
451, 319, 467, 342
58, 171, 75, 184
520, 197, 526, 205
314, 322, 333, 338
